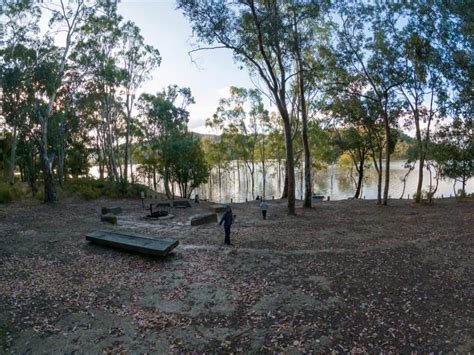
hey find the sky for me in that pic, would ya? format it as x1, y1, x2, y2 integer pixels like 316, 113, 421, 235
116, 0, 256, 133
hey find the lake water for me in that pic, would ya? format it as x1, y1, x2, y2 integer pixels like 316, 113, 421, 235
90, 160, 473, 203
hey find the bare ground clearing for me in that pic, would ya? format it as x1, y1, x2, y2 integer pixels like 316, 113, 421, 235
0, 197, 473, 353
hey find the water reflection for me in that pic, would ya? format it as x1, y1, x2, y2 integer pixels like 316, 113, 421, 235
90, 160, 473, 203
194, 160, 473, 203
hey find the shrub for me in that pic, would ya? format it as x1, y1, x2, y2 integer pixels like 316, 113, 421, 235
0, 183, 12, 203
0, 180, 30, 203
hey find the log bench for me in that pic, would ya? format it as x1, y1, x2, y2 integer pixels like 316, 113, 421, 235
85, 230, 179, 256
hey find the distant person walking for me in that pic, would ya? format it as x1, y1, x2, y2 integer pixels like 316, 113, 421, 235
260, 200, 268, 220
219, 205, 233, 245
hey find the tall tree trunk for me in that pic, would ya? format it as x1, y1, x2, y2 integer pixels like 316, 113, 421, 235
414, 116, 423, 203
251, 160, 255, 199
39, 109, 56, 203
9, 125, 18, 184
38, 12, 78, 202
104, 104, 119, 181
383, 119, 391, 205
296, 57, 312, 208
58, 143, 65, 187
373, 149, 383, 205
354, 155, 364, 199
26, 148, 38, 195
218, 163, 222, 200
124, 94, 133, 184
277, 159, 281, 192
57, 107, 68, 186
283, 120, 296, 214
40, 147, 55, 203
281, 160, 288, 199
163, 170, 172, 198
237, 160, 241, 190
130, 145, 135, 183
153, 167, 157, 191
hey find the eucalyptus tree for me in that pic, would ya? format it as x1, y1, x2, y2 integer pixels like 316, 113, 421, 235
210, 87, 268, 200
204, 118, 232, 200
389, 2, 448, 203
1, 0, 41, 185
286, 2, 331, 207
35, 0, 96, 201
435, 118, 473, 196
1, 44, 37, 185
322, 96, 372, 199
72, 2, 126, 182
178, 0, 324, 214
119, 21, 161, 183
136, 85, 194, 198
328, 1, 404, 205
266, 113, 287, 192
161, 132, 210, 199
433, 0, 473, 123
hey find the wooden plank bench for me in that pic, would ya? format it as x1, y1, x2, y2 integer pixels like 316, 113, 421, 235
85, 230, 179, 257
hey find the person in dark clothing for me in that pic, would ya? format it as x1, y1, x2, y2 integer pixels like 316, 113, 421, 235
260, 200, 268, 220
219, 205, 233, 245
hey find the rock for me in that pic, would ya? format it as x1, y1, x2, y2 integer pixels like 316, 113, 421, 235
142, 214, 175, 221
155, 201, 171, 208
209, 204, 227, 213
101, 207, 122, 215
173, 199, 192, 208
190, 213, 217, 226
158, 214, 175, 220
101, 213, 117, 225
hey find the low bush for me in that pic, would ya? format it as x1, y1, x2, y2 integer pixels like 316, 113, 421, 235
0, 180, 29, 203
64, 177, 147, 200
0, 182, 12, 203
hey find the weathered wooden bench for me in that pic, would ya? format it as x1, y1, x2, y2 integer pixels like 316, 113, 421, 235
85, 230, 179, 257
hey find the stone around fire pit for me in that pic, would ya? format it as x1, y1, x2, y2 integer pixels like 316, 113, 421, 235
155, 201, 172, 208
101, 213, 117, 224
209, 204, 227, 213
101, 207, 122, 215
173, 199, 192, 208
143, 214, 175, 221
190, 212, 217, 226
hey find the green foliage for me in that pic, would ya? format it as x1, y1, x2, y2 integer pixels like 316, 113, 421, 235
0, 183, 12, 203
435, 119, 473, 193
456, 189, 467, 199
158, 133, 210, 198
0, 180, 30, 203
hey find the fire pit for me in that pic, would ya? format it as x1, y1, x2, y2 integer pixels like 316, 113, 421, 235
147, 210, 169, 218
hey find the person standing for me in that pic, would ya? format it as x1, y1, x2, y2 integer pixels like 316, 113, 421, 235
260, 200, 268, 220
219, 205, 233, 245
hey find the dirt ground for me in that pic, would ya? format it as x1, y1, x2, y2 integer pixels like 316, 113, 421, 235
0, 196, 473, 353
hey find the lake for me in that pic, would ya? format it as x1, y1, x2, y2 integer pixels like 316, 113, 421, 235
91, 160, 473, 203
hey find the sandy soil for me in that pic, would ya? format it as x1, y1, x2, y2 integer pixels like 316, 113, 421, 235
0, 197, 473, 353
